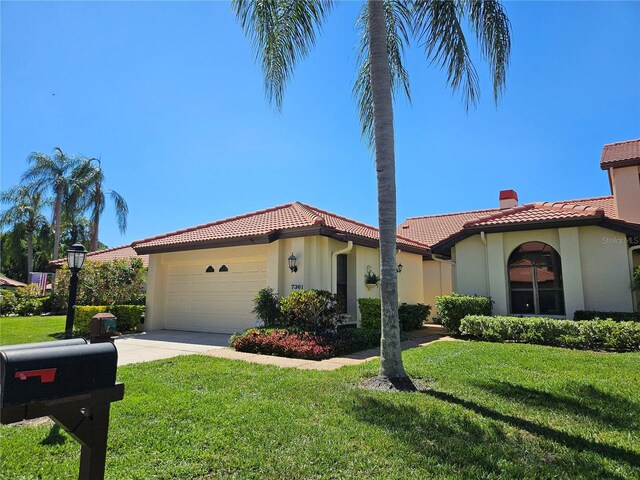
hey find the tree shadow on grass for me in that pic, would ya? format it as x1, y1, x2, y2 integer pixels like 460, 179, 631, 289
471, 380, 640, 432
346, 390, 637, 479
48, 332, 67, 340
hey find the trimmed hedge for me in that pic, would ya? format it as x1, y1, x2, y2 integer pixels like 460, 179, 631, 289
357, 298, 431, 331
460, 315, 640, 352
573, 310, 640, 322
74, 305, 145, 337
229, 327, 379, 360
435, 294, 493, 334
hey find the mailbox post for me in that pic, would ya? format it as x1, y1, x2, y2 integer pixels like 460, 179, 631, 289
0, 338, 124, 479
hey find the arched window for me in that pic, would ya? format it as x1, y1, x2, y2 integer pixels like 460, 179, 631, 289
508, 242, 565, 315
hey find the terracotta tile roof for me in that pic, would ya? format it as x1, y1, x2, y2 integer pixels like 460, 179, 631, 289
398, 196, 617, 247
398, 208, 500, 247
0, 274, 27, 288
132, 202, 429, 254
600, 139, 640, 169
464, 201, 605, 228
50, 245, 149, 267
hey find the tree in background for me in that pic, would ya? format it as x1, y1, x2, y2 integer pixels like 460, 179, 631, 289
232, 0, 511, 386
0, 185, 50, 279
21, 147, 82, 260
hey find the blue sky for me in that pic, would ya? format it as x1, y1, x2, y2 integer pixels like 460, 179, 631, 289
2, 1, 639, 249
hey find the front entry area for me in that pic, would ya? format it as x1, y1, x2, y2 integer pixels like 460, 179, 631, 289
163, 259, 266, 334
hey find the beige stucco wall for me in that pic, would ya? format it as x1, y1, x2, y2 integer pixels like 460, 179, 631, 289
422, 260, 453, 318
611, 165, 640, 224
452, 225, 635, 317
144, 236, 426, 331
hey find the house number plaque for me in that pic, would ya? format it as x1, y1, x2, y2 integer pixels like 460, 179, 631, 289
291, 284, 304, 290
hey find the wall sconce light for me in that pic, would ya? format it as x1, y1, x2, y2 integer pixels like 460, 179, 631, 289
288, 253, 298, 273
396, 263, 403, 273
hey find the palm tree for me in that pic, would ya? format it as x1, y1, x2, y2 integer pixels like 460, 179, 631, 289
21, 147, 82, 260
232, 0, 511, 384
1, 185, 50, 278
75, 158, 128, 252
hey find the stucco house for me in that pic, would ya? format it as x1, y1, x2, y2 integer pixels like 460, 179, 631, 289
133, 139, 639, 334
400, 139, 640, 317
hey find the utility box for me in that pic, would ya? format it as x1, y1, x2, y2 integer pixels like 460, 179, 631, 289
91, 313, 117, 343
0, 341, 118, 408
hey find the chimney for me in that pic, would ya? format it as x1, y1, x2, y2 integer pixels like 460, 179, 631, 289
499, 189, 518, 209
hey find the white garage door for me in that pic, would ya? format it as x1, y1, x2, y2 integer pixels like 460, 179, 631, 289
164, 260, 266, 334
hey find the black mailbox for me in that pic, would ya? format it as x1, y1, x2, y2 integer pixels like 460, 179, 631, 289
0, 341, 117, 407
0, 339, 124, 479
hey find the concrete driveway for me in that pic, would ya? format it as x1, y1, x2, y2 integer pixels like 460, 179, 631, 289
114, 330, 231, 366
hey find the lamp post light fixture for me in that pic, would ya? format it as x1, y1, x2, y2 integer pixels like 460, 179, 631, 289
288, 253, 298, 273
396, 263, 403, 273
64, 243, 88, 338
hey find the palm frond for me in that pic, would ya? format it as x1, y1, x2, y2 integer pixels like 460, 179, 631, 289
109, 190, 129, 234
232, 0, 333, 110
353, 0, 412, 147
466, 0, 511, 103
412, 0, 480, 110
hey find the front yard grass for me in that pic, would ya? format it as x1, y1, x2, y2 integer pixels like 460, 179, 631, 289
0, 315, 66, 345
1, 341, 638, 479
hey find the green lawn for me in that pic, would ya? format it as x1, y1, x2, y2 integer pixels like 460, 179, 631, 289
1, 341, 638, 479
0, 315, 66, 345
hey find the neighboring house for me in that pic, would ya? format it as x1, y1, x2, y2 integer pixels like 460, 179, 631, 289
132, 203, 429, 334
404, 139, 640, 318
0, 274, 27, 291
132, 139, 639, 334
49, 244, 149, 268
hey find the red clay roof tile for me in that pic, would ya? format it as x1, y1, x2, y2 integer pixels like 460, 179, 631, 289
600, 139, 640, 169
132, 202, 428, 253
49, 245, 148, 267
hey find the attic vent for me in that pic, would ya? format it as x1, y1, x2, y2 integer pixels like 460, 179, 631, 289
206, 266, 215, 273
219, 265, 228, 272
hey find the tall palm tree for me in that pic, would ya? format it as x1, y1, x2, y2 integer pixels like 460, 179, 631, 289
232, 0, 511, 384
1, 185, 50, 278
75, 158, 128, 252
21, 147, 81, 260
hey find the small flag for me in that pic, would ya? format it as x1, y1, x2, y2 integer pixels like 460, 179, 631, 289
29, 272, 48, 295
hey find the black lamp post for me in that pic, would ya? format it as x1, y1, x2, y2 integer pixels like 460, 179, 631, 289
64, 243, 88, 338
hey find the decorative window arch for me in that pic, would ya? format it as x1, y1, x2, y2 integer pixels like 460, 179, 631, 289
508, 242, 565, 315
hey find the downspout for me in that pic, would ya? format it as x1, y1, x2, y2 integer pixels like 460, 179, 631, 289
480, 231, 491, 298
331, 241, 353, 294
629, 245, 640, 311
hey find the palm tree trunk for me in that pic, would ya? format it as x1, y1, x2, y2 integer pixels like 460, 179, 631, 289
367, 0, 406, 379
27, 228, 34, 279
90, 208, 99, 251
52, 187, 63, 259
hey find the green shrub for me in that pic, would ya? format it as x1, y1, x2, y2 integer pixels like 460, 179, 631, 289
573, 310, 640, 322
74, 304, 144, 336
358, 298, 381, 330
398, 303, 431, 330
460, 315, 640, 352
111, 305, 145, 332
279, 290, 342, 332
435, 294, 493, 334
74, 306, 108, 336
252, 287, 281, 327
52, 258, 146, 311
16, 297, 45, 316
1, 290, 17, 315
357, 298, 432, 331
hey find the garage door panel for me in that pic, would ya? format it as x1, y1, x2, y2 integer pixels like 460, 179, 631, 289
164, 259, 266, 333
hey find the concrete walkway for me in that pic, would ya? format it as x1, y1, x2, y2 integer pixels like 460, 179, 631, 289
114, 325, 449, 370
